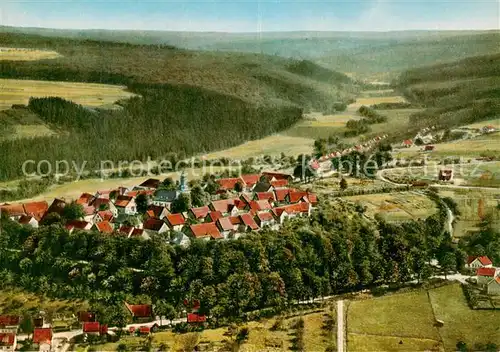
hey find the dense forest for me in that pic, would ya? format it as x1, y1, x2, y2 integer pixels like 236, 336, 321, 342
0, 195, 470, 326
0, 32, 355, 181
397, 53, 500, 128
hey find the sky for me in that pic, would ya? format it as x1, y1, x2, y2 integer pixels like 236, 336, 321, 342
1, 0, 499, 32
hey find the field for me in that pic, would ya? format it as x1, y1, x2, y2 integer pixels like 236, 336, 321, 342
438, 188, 500, 238
342, 191, 438, 221
0, 78, 136, 110
347, 283, 500, 351
0, 47, 61, 61
76, 310, 336, 352
0, 288, 87, 315
208, 91, 417, 160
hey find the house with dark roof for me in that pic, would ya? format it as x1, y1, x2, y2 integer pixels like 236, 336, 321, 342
143, 218, 169, 237
146, 205, 169, 220
152, 189, 179, 208
137, 178, 161, 190
438, 169, 453, 182
118, 226, 135, 237
252, 181, 273, 193
18, 215, 39, 228
125, 303, 154, 322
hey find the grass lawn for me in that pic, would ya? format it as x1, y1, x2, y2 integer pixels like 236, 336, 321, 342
0, 47, 61, 61
347, 290, 440, 340
0, 288, 87, 315
342, 191, 438, 221
348, 333, 442, 352
428, 283, 500, 350
0, 78, 136, 110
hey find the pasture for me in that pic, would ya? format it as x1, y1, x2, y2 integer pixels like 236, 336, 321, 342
212, 92, 414, 160
342, 191, 438, 221
347, 283, 500, 351
0, 47, 61, 61
0, 78, 136, 110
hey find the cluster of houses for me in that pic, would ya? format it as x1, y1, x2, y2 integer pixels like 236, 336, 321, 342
466, 255, 500, 295
0, 315, 53, 352
309, 135, 388, 175
0, 171, 318, 247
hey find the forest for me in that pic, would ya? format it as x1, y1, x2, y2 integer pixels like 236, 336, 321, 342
0, 194, 471, 326
0, 32, 354, 181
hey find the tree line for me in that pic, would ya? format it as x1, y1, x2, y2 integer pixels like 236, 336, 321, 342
0, 195, 464, 327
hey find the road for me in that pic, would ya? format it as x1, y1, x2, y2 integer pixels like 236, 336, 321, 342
337, 300, 344, 352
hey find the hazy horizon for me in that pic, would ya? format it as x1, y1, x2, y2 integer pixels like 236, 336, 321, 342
1, 0, 498, 33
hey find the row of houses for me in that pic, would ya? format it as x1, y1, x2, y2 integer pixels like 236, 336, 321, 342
1, 172, 318, 246
310, 135, 388, 175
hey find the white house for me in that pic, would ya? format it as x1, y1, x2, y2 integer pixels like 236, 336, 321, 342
114, 196, 137, 215
0, 331, 16, 352
466, 256, 493, 269
18, 215, 39, 228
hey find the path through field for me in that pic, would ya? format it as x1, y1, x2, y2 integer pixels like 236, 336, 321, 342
337, 300, 345, 352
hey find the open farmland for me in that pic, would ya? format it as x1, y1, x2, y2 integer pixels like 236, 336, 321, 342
342, 191, 438, 221
0, 78, 136, 110
0, 47, 61, 61
347, 283, 500, 352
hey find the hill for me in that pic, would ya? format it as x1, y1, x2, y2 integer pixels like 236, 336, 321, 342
0, 32, 354, 181
396, 53, 500, 129
2, 26, 498, 80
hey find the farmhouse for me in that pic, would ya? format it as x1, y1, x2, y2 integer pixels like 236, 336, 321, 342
146, 205, 169, 220
0, 204, 25, 220
93, 221, 114, 234
186, 222, 223, 240
93, 210, 114, 223
262, 171, 293, 183
82, 322, 101, 335
188, 206, 211, 221
0, 316, 20, 329
136, 178, 161, 190
91, 198, 118, 217
66, 220, 92, 234
216, 217, 234, 238
239, 174, 260, 191
217, 178, 244, 192
466, 256, 493, 269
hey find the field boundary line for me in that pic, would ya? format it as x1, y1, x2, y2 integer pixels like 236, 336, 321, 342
348, 331, 441, 342
426, 290, 445, 347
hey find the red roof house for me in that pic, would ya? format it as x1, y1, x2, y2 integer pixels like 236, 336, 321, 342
33, 328, 53, 345
166, 213, 185, 229
125, 303, 153, 321
270, 179, 289, 188
138, 178, 161, 190
78, 312, 96, 323
274, 189, 292, 203
187, 223, 223, 240
0, 315, 20, 327
210, 199, 236, 214
249, 200, 272, 212
23, 201, 49, 218
216, 217, 234, 233
255, 192, 275, 202
94, 221, 114, 234
217, 178, 244, 191
82, 322, 100, 334
187, 313, 207, 324
466, 256, 493, 268
76, 193, 95, 206
0, 203, 25, 218
206, 211, 223, 222
189, 206, 211, 220
262, 171, 293, 182
139, 326, 151, 335
477, 267, 496, 277
0, 333, 16, 349
239, 174, 260, 189
239, 213, 259, 231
